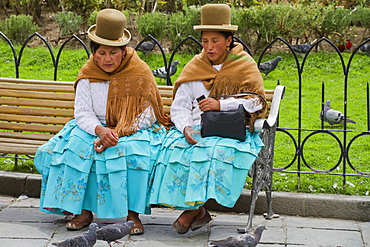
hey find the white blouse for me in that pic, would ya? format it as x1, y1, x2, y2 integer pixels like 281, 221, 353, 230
170, 64, 263, 133
74, 78, 155, 136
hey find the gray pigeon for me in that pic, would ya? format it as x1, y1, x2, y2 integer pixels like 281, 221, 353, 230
52, 222, 99, 247
96, 220, 134, 247
152, 60, 180, 81
291, 41, 312, 54
136, 41, 156, 55
321, 100, 356, 127
210, 225, 266, 247
258, 56, 283, 76
359, 43, 370, 54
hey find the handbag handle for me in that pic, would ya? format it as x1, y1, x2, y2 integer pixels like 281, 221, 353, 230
209, 92, 267, 105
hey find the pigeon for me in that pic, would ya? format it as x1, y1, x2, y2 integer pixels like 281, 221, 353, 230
321, 100, 356, 127
360, 43, 370, 54
210, 225, 266, 247
258, 56, 283, 76
291, 41, 312, 54
136, 40, 156, 55
96, 220, 134, 247
52, 222, 99, 247
152, 60, 180, 82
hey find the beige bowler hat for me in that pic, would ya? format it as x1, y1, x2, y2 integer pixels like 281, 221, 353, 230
87, 8, 131, 46
193, 4, 238, 32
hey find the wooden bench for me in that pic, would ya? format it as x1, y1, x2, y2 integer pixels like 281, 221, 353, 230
0, 76, 284, 231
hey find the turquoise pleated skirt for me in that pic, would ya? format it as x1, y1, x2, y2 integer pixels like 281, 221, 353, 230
148, 126, 264, 210
34, 119, 165, 219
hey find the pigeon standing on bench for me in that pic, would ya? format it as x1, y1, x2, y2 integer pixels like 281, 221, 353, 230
152, 60, 180, 82
210, 225, 266, 247
258, 56, 283, 76
291, 41, 312, 54
136, 40, 156, 55
96, 221, 134, 247
321, 100, 356, 127
52, 223, 99, 247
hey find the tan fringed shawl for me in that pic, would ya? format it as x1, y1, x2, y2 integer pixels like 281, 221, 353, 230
75, 47, 170, 137
175, 43, 266, 132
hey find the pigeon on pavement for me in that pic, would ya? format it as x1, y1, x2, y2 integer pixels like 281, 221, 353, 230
360, 43, 370, 54
258, 56, 283, 76
210, 225, 266, 247
52, 223, 99, 247
321, 100, 356, 127
152, 60, 180, 81
291, 41, 312, 54
136, 40, 156, 55
96, 220, 134, 247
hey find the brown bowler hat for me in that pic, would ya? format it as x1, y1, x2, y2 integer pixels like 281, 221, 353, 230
87, 8, 131, 46
193, 4, 238, 32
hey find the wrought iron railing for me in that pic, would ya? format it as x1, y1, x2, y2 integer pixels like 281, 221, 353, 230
1, 32, 369, 188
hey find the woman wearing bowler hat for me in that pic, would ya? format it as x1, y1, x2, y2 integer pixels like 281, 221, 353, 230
34, 8, 170, 234
148, 4, 267, 234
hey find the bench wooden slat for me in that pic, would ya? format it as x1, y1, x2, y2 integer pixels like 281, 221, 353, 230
0, 89, 75, 101
0, 77, 74, 86
0, 130, 54, 141
161, 98, 172, 106
0, 98, 74, 109
0, 82, 75, 93
0, 122, 64, 133
0, 137, 46, 146
0, 113, 71, 125
0, 143, 39, 155
0, 106, 74, 117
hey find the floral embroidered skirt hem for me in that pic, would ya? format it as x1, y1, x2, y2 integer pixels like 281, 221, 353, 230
148, 126, 264, 210
34, 119, 165, 219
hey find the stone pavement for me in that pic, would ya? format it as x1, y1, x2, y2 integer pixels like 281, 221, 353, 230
0, 195, 369, 247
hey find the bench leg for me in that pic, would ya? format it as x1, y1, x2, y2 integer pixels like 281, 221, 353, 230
237, 124, 279, 233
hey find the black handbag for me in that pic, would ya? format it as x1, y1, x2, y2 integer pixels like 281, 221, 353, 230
200, 92, 266, 142
201, 104, 247, 141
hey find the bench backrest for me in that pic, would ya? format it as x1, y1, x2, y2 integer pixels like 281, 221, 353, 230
0, 77, 274, 147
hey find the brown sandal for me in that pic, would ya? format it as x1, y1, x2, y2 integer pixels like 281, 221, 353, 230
190, 208, 212, 231
173, 219, 191, 234
129, 224, 144, 235
127, 211, 144, 235
65, 210, 93, 231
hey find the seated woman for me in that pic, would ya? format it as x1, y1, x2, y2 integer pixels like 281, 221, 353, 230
148, 4, 267, 234
34, 9, 170, 234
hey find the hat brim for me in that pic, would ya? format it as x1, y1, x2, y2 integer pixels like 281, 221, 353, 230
193, 25, 238, 32
87, 25, 131, 46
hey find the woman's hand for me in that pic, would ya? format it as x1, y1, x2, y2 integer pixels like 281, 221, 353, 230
94, 125, 119, 152
198, 98, 220, 112
183, 126, 200, 145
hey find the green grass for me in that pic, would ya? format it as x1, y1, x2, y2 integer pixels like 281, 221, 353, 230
0, 41, 369, 196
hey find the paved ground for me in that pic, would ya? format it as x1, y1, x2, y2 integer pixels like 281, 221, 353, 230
0, 195, 369, 247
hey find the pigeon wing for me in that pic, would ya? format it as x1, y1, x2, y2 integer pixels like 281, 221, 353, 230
97, 225, 123, 242
325, 109, 343, 125
211, 236, 238, 247
258, 61, 271, 73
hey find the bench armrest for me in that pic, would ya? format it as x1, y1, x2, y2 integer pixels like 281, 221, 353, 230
254, 85, 285, 132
